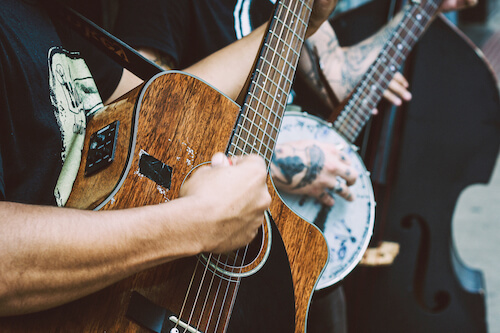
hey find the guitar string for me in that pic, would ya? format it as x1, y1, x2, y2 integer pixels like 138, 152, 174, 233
195, 254, 227, 333
334, 0, 438, 142
237, 0, 307, 166
203, 1, 310, 331
192, 3, 306, 330
235, 0, 308, 162
179, 253, 217, 333
172, 258, 202, 331
184, 211, 249, 332
204, 198, 254, 331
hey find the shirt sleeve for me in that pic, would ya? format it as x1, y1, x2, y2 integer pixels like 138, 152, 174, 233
113, 0, 193, 68
0, 151, 5, 201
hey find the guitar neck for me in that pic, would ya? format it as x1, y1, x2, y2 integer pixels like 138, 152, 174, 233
333, 0, 442, 143
228, 0, 314, 168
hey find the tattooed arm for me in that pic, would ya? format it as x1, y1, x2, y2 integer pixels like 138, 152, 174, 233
270, 140, 357, 206
298, 11, 411, 109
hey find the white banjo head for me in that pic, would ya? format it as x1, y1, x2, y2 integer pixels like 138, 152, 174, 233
274, 111, 375, 289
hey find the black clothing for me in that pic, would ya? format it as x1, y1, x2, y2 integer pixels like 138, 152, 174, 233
114, 1, 347, 332
0, 0, 120, 205
114, 0, 273, 70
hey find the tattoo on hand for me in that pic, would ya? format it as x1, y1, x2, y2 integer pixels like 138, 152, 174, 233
273, 144, 325, 189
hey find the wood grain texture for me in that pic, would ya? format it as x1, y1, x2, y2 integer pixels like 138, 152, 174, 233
65, 85, 143, 209
0, 72, 327, 332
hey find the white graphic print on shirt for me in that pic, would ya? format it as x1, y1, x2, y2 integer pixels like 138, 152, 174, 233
48, 46, 103, 206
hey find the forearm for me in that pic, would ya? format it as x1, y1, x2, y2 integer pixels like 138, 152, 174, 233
184, 24, 267, 101
301, 11, 405, 104
0, 200, 202, 316
184, 5, 333, 102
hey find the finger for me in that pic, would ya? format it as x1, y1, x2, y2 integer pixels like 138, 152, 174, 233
232, 154, 265, 168
329, 178, 354, 202
338, 151, 352, 166
211, 152, 231, 167
318, 191, 336, 207
388, 78, 412, 102
383, 89, 402, 106
325, 144, 352, 166
393, 72, 409, 88
341, 166, 358, 186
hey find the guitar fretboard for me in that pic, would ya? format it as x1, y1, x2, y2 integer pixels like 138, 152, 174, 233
334, 0, 442, 143
228, 0, 314, 168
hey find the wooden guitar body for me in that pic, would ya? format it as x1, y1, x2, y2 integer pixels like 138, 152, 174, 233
0, 71, 327, 332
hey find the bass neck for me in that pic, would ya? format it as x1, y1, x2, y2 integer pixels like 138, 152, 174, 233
331, 0, 443, 143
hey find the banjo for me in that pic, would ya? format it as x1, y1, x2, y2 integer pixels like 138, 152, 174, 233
275, 0, 443, 289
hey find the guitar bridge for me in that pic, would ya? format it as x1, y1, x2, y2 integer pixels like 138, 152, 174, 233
126, 292, 204, 333
84, 121, 119, 176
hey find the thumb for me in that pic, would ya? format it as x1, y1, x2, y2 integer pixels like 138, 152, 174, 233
211, 152, 231, 167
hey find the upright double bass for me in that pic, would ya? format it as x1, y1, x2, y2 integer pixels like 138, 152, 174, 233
324, 0, 500, 331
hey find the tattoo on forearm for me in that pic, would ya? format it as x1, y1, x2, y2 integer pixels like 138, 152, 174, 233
151, 52, 176, 70
273, 144, 325, 189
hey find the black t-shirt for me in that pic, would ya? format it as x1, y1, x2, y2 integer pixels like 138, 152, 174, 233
114, 0, 332, 113
0, 0, 120, 205
114, 0, 274, 70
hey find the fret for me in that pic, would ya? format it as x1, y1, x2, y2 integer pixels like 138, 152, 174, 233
236, 124, 269, 153
233, 0, 312, 164
260, 50, 298, 83
237, 112, 278, 143
251, 74, 292, 108
228, 135, 275, 166
246, 92, 287, 123
274, 8, 307, 36
238, 105, 281, 155
242, 102, 281, 132
235, 113, 278, 146
248, 79, 289, 110
280, 1, 309, 34
401, 24, 419, 43
227, 142, 244, 156
334, 0, 443, 138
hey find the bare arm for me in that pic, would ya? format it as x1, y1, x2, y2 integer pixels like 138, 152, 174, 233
107, 0, 338, 103
298, 12, 411, 108
0, 154, 270, 316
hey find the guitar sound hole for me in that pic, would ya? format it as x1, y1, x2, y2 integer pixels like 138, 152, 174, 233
212, 226, 263, 267
200, 213, 271, 279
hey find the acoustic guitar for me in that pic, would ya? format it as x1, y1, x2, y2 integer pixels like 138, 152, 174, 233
276, 0, 444, 289
0, 0, 327, 332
